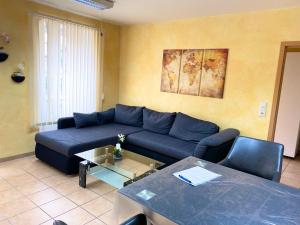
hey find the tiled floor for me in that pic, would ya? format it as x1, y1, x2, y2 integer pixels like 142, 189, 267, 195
280, 155, 300, 188
0, 155, 299, 225
0, 156, 116, 225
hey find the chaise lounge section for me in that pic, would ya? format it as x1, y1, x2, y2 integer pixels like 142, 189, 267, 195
35, 104, 240, 174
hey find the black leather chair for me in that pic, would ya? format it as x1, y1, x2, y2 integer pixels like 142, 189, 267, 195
219, 136, 284, 182
53, 221, 67, 225
120, 214, 147, 225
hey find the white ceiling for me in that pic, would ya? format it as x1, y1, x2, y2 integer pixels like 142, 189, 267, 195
31, 0, 300, 25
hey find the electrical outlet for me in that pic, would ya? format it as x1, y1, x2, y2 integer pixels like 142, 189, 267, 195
259, 102, 268, 117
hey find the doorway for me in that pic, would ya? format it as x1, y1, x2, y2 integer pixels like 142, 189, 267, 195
268, 41, 300, 157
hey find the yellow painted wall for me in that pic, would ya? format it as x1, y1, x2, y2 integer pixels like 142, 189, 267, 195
119, 7, 300, 139
0, 0, 120, 158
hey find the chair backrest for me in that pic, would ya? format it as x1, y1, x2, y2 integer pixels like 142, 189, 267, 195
53, 220, 67, 225
120, 214, 147, 225
221, 136, 284, 182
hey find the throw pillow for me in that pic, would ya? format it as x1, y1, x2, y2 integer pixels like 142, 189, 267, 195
114, 104, 144, 127
73, 112, 99, 128
143, 108, 176, 134
169, 112, 219, 143
97, 108, 115, 125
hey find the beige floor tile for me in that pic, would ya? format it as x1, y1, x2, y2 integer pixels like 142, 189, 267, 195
0, 189, 23, 205
282, 158, 290, 171
4, 158, 35, 170
281, 171, 300, 180
29, 167, 62, 180
87, 181, 116, 196
0, 197, 36, 220
284, 164, 300, 175
5, 173, 38, 187
24, 160, 53, 172
9, 208, 50, 225
82, 197, 113, 217
40, 219, 54, 225
86, 219, 106, 225
55, 207, 94, 225
16, 180, 48, 195
0, 162, 19, 170
86, 176, 101, 183
0, 180, 12, 192
71, 175, 99, 185
283, 156, 292, 163
98, 210, 114, 225
41, 174, 69, 187
68, 175, 80, 183
70, 175, 98, 185
280, 176, 300, 188
28, 188, 61, 206
0, 167, 26, 179
0, 220, 11, 225
102, 190, 118, 203
66, 189, 99, 205
40, 197, 77, 217
288, 160, 300, 167
53, 180, 83, 196
286, 161, 300, 169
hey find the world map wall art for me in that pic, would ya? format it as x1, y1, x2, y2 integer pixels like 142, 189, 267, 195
161, 49, 229, 98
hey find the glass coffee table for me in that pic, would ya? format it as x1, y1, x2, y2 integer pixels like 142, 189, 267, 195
75, 145, 165, 189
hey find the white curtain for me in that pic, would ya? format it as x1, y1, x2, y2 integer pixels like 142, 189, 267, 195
30, 15, 101, 131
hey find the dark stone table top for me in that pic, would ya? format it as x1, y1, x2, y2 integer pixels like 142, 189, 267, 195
119, 156, 300, 225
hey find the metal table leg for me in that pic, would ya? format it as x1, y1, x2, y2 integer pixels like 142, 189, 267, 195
79, 160, 90, 188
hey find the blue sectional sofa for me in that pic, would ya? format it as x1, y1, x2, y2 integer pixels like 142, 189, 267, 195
35, 104, 240, 174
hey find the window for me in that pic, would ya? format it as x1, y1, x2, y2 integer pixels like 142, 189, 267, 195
30, 15, 100, 130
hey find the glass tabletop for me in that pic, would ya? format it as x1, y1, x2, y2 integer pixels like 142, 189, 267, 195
75, 145, 165, 181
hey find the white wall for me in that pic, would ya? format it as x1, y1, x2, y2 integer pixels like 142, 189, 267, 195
274, 51, 300, 157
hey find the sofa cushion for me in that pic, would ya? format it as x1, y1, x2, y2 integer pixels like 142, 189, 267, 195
35, 123, 143, 157
73, 112, 99, 128
126, 131, 196, 160
97, 108, 115, 125
143, 108, 176, 134
115, 104, 144, 127
169, 113, 219, 143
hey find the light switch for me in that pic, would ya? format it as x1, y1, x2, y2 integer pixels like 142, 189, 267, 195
259, 102, 268, 117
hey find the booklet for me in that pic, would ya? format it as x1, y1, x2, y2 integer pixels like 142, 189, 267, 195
173, 166, 221, 186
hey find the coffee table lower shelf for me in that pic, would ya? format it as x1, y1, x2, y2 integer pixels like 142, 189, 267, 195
79, 160, 156, 189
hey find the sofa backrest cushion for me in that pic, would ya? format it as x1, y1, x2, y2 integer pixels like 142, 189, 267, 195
169, 112, 219, 143
115, 104, 144, 127
73, 112, 99, 128
143, 108, 176, 134
97, 108, 115, 125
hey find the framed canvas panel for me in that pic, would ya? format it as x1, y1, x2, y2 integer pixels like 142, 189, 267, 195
178, 49, 203, 96
199, 49, 229, 98
161, 49, 182, 93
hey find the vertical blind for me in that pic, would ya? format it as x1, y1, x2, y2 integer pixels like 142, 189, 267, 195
30, 15, 100, 130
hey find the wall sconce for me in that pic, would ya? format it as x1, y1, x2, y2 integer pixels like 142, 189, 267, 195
11, 63, 25, 83
0, 32, 10, 62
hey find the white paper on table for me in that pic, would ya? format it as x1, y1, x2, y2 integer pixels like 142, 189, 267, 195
173, 166, 221, 186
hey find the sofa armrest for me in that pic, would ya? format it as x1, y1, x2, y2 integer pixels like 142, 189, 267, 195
57, 117, 75, 129
194, 128, 240, 159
